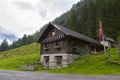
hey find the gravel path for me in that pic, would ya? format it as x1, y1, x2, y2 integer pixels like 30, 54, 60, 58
0, 70, 120, 80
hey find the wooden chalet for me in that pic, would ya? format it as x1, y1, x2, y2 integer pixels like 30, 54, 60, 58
37, 22, 102, 68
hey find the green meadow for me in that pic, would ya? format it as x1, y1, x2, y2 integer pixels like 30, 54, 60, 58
0, 43, 42, 70
0, 43, 120, 75
49, 48, 120, 75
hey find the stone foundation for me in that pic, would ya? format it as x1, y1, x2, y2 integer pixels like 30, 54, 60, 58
40, 53, 80, 68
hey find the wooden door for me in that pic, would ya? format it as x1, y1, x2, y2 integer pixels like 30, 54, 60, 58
44, 56, 49, 67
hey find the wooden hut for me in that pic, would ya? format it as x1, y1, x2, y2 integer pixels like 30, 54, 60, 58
37, 22, 102, 68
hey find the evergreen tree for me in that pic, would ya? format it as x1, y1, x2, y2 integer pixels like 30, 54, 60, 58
66, 10, 80, 32
54, 0, 120, 40
21, 34, 28, 45
0, 39, 9, 52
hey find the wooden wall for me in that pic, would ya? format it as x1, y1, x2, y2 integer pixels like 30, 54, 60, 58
67, 37, 91, 54
40, 25, 91, 55
41, 26, 68, 54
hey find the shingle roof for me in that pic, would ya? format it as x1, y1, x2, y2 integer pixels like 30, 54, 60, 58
38, 22, 101, 45
105, 37, 115, 43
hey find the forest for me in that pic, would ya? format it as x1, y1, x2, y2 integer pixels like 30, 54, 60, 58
0, 0, 120, 52
54, 0, 120, 39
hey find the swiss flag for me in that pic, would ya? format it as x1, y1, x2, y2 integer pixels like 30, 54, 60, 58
99, 21, 103, 41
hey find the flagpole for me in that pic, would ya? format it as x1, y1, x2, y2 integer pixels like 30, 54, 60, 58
102, 34, 106, 55
99, 21, 106, 55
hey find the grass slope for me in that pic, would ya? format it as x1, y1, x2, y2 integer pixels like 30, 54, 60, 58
49, 48, 120, 75
0, 43, 120, 75
0, 43, 42, 70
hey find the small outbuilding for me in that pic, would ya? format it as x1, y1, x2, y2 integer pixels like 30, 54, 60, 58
37, 23, 102, 68
100, 37, 116, 48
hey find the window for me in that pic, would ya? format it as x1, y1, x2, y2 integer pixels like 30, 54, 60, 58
55, 56, 62, 66
85, 45, 88, 49
44, 43, 48, 51
52, 31, 55, 36
72, 48, 80, 54
50, 31, 56, 37
60, 41, 63, 47
73, 48, 77, 52
55, 42, 61, 49
45, 43, 47, 48
44, 56, 49, 67
56, 42, 58, 46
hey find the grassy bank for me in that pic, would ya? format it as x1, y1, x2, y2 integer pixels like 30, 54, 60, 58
0, 43, 42, 70
0, 43, 120, 75
49, 48, 120, 75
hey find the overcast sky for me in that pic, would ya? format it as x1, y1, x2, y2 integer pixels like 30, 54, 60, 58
0, 0, 80, 38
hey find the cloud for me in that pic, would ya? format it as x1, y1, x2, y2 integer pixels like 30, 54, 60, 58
0, 0, 80, 38
39, 10, 47, 18
14, 1, 34, 10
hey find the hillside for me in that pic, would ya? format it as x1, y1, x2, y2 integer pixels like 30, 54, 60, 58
54, 0, 120, 40
0, 43, 42, 70
49, 48, 120, 75
0, 43, 120, 74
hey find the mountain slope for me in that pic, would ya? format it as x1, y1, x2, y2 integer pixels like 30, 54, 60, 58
53, 0, 120, 40
0, 43, 41, 70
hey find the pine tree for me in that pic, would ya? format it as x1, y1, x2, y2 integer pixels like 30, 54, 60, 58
0, 39, 9, 52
